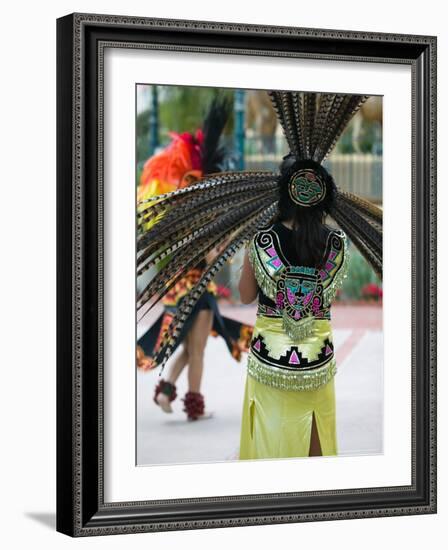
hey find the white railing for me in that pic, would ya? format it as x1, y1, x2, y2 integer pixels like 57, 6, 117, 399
245, 152, 382, 203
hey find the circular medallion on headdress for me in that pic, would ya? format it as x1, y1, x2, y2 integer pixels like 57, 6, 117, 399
288, 168, 326, 207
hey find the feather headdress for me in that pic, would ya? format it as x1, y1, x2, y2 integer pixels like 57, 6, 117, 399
137, 91, 382, 370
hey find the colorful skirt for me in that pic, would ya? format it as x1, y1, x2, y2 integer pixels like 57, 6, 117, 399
239, 373, 337, 460
137, 290, 253, 370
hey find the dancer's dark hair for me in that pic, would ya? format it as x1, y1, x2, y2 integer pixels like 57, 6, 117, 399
275, 156, 337, 268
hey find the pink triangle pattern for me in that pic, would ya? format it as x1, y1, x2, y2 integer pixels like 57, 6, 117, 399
289, 350, 300, 365
253, 339, 261, 352
325, 344, 332, 356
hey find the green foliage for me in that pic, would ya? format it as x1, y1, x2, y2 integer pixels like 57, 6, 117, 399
158, 86, 234, 136
342, 244, 381, 300
336, 120, 382, 154
136, 85, 235, 171
136, 164, 143, 188
136, 109, 151, 168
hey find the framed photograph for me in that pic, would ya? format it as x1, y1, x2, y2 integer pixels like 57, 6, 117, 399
56, 13, 437, 536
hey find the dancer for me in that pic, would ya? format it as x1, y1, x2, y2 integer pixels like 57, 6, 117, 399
136, 90, 382, 442
137, 96, 253, 420
238, 158, 347, 458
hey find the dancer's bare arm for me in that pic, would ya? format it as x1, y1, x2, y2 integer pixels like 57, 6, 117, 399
238, 250, 258, 304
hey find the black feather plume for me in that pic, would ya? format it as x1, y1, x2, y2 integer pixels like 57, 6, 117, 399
201, 95, 235, 173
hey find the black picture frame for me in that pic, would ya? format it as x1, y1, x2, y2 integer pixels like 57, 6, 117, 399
56, 13, 437, 537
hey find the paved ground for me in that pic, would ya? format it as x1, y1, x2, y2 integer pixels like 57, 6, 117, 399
137, 304, 383, 466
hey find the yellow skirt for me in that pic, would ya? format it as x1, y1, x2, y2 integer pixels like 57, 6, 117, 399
239, 374, 337, 460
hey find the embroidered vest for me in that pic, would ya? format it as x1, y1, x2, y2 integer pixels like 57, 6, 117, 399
247, 225, 349, 391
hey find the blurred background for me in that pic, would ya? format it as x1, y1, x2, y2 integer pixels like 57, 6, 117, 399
137, 85, 383, 304
136, 85, 383, 466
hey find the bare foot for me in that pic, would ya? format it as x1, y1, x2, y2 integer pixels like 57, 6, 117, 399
156, 392, 173, 413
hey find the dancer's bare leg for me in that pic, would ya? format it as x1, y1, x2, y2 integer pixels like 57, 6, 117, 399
185, 310, 214, 393
165, 345, 189, 384
308, 412, 323, 456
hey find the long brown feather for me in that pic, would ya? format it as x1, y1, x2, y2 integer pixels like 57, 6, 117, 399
137, 192, 277, 317
153, 203, 278, 370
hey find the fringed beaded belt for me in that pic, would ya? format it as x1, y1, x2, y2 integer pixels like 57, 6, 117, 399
247, 315, 336, 391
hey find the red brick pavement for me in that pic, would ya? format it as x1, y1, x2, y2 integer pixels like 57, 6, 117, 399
331, 304, 382, 330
